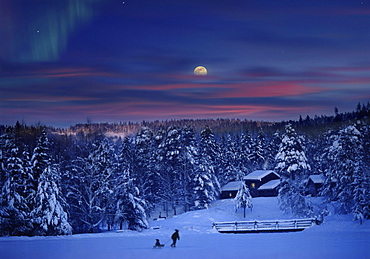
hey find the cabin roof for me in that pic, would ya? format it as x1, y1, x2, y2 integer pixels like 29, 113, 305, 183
243, 170, 279, 181
258, 179, 280, 190
221, 181, 243, 191
309, 174, 324, 184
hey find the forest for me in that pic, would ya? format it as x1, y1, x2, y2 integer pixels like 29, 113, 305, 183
0, 103, 369, 236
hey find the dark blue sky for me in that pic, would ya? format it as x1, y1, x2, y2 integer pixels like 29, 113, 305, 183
1, 0, 369, 127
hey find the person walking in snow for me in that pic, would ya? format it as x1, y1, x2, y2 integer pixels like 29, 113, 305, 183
170, 229, 180, 247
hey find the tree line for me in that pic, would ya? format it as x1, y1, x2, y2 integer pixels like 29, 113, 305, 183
1, 104, 369, 236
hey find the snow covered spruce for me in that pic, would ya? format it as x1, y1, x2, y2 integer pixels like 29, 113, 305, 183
0, 118, 369, 236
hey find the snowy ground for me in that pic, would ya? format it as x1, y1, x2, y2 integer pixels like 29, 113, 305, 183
1, 197, 369, 259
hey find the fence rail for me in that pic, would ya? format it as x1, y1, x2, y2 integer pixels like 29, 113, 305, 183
213, 218, 316, 233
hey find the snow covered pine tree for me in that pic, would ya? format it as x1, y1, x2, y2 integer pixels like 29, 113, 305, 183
0, 130, 33, 236
116, 176, 149, 231
275, 124, 313, 217
323, 125, 369, 219
234, 181, 253, 218
30, 130, 71, 236
31, 165, 72, 236
192, 162, 218, 210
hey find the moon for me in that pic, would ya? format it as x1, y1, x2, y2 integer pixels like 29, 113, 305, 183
194, 66, 207, 76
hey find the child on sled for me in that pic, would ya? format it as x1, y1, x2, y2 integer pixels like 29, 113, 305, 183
153, 239, 164, 248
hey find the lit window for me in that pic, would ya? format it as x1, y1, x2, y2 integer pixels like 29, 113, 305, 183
229, 193, 232, 197
251, 183, 255, 188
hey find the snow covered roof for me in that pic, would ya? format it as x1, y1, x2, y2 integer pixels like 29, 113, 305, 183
309, 175, 324, 184
221, 181, 243, 191
243, 170, 279, 181
258, 179, 280, 190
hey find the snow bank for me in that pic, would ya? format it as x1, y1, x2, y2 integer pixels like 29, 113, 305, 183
0, 197, 369, 259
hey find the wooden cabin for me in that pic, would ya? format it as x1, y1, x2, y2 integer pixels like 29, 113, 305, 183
243, 170, 280, 197
220, 181, 243, 199
306, 174, 324, 196
257, 179, 280, 197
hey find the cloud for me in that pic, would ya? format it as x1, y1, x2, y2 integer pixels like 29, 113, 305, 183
2, 59, 368, 127
1, 0, 369, 127
209, 82, 326, 99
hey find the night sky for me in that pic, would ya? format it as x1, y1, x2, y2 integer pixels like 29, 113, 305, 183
1, 0, 369, 127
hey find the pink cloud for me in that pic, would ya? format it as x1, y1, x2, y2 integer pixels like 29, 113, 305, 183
2, 66, 130, 80
2, 96, 97, 102
129, 80, 326, 99
322, 65, 370, 73
206, 82, 325, 99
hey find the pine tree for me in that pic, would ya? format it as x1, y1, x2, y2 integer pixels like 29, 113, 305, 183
239, 130, 253, 173
31, 130, 51, 191
118, 137, 134, 173
234, 182, 253, 218
353, 124, 370, 222
353, 174, 370, 224
181, 126, 199, 211
116, 174, 148, 231
162, 127, 183, 189
63, 156, 89, 233
113, 167, 130, 230
157, 126, 187, 214
115, 136, 151, 227
326, 125, 366, 214
88, 137, 115, 232
30, 165, 72, 236
319, 130, 339, 202
0, 131, 33, 236
220, 135, 243, 185
199, 126, 221, 197
275, 124, 312, 217
249, 127, 266, 170
133, 127, 155, 201
266, 130, 281, 170
192, 161, 218, 210
0, 131, 9, 188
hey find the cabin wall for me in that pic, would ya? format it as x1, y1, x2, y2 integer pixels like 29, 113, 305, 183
244, 180, 259, 197
306, 179, 324, 197
220, 190, 238, 199
306, 180, 317, 196
258, 188, 279, 197
245, 173, 280, 197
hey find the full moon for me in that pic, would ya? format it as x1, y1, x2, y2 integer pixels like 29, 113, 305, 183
194, 66, 207, 75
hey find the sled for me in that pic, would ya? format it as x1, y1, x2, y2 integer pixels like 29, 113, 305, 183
153, 244, 165, 249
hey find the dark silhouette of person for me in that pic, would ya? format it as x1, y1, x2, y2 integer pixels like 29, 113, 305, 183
170, 229, 180, 247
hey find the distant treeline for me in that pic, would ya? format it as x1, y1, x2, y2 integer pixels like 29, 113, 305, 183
1, 102, 369, 139
68, 102, 370, 136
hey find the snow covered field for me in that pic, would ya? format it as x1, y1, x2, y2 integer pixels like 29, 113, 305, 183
1, 197, 369, 259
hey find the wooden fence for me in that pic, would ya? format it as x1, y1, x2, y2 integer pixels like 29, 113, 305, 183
213, 218, 316, 233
